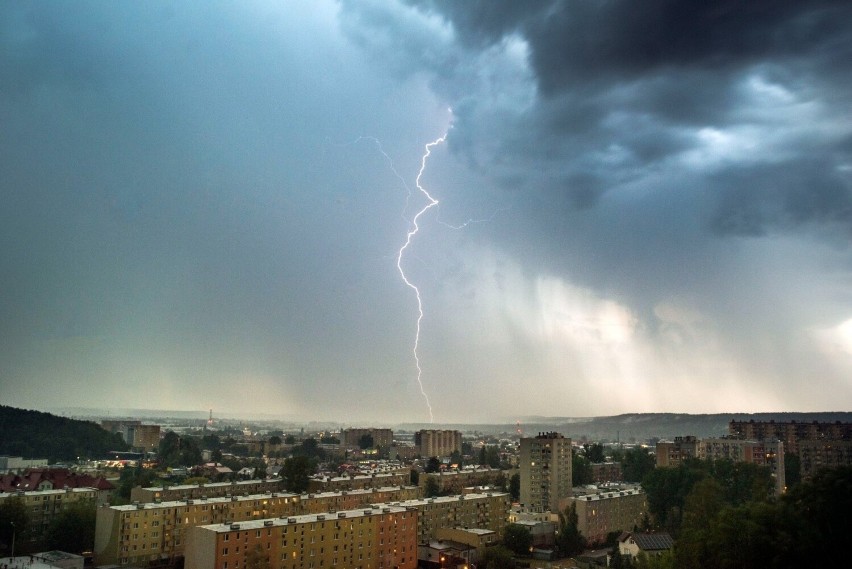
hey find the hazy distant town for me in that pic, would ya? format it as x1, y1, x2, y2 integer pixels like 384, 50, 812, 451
1, 406, 850, 569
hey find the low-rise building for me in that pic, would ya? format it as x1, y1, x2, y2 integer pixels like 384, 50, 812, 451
618, 532, 674, 559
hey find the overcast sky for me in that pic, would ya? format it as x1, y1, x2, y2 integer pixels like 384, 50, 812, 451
2, 1, 851, 424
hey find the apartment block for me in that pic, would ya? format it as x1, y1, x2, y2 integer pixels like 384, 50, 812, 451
699, 438, 785, 495
101, 421, 161, 452
519, 432, 572, 513
376, 492, 510, 544
342, 429, 394, 449
729, 420, 851, 455
184, 506, 417, 569
0, 488, 98, 542
414, 430, 462, 458
95, 487, 422, 566
307, 472, 408, 493
798, 439, 852, 478
568, 487, 647, 545
131, 479, 285, 503
655, 436, 699, 467
296, 487, 422, 514
420, 467, 506, 495
590, 462, 623, 484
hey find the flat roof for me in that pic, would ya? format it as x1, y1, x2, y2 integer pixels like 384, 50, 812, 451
197, 505, 410, 533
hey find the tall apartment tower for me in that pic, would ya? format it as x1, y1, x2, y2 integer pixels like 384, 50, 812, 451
520, 432, 573, 513
415, 429, 462, 457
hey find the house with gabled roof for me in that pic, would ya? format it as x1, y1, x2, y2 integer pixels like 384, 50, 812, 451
618, 531, 674, 558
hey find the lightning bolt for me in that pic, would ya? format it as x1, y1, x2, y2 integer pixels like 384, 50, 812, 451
396, 134, 446, 423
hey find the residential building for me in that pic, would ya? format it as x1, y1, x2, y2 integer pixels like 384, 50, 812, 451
100, 421, 161, 453
342, 428, 394, 449
568, 487, 647, 545
307, 472, 408, 493
0, 468, 115, 505
295, 487, 422, 514
0, 488, 98, 543
699, 438, 785, 495
519, 432, 572, 513
798, 439, 852, 479
184, 506, 417, 569
420, 467, 506, 495
130, 478, 284, 503
373, 492, 510, 544
655, 436, 698, 467
415, 430, 462, 458
94, 487, 421, 566
618, 532, 674, 559
728, 419, 852, 455
590, 462, 623, 484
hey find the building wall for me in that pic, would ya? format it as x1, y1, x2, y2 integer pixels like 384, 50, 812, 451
131, 478, 285, 503
342, 429, 394, 448
728, 420, 852, 455
307, 472, 408, 493
655, 436, 699, 467
0, 488, 97, 543
798, 439, 852, 479
420, 468, 505, 495
95, 487, 423, 566
382, 492, 509, 544
519, 432, 572, 513
569, 487, 647, 546
184, 506, 417, 569
699, 438, 785, 495
131, 425, 161, 452
414, 430, 462, 458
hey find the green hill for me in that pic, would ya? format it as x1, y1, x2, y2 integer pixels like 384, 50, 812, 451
0, 405, 129, 463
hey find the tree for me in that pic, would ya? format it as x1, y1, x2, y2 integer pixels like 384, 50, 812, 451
480, 545, 515, 569
320, 435, 340, 445
622, 447, 655, 482
158, 431, 182, 467
44, 500, 96, 554
268, 435, 282, 446
784, 453, 801, 490
424, 476, 440, 498
410, 469, 420, 486
282, 456, 315, 493
284, 434, 296, 445
358, 434, 374, 449
424, 456, 441, 473
503, 524, 533, 557
583, 443, 606, 463
450, 450, 462, 467
0, 496, 30, 555
509, 473, 520, 501
556, 503, 585, 556
573, 451, 593, 486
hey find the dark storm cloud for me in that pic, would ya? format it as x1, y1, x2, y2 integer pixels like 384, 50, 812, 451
709, 160, 852, 236
408, 0, 852, 229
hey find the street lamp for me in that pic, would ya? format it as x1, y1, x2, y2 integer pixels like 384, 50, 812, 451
10, 521, 15, 559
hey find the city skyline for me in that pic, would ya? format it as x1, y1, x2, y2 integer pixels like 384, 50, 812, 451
2, 1, 851, 423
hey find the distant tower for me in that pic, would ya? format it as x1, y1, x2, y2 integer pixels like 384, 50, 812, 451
207, 409, 214, 428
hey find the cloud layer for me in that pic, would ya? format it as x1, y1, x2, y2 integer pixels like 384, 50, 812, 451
2, 1, 851, 422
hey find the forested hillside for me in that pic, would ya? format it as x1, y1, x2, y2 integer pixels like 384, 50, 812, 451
0, 405, 128, 462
